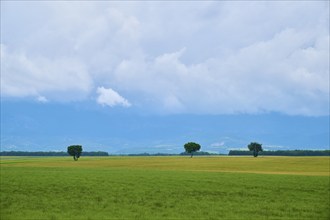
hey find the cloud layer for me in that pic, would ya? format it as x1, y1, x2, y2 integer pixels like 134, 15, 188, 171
1, 1, 329, 115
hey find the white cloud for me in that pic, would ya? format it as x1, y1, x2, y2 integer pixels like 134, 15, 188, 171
1, 1, 329, 115
96, 87, 131, 107
36, 96, 48, 103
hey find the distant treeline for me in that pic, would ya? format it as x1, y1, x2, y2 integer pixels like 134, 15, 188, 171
120, 151, 222, 156
1, 150, 329, 157
228, 150, 330, 156
118, 153, 178, 156
0, 151, 109, 156
180, 151, 222, 156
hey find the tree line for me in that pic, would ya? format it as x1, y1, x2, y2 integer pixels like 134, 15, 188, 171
229, 150, 330, 156
1, 147, 328, 157
124, 151, 223, 156
0, 151, 109, 156
1, 150, 329, 157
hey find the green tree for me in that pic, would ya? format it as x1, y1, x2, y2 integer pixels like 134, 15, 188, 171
247, 142, 263, 157
184, 142, 201, 158
67, 145, 83, 161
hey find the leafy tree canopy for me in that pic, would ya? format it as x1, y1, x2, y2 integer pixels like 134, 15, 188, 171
67, 145, 83, 161
184, 142, 201, 158
247, 142, 263, 157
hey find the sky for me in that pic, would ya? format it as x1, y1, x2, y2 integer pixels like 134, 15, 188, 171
1, 1, 329, 154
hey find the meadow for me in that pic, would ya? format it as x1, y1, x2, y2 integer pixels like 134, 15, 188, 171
1, 156, 329, 219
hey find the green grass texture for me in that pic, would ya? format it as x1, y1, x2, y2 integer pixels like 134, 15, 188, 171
1, 156, 329, 220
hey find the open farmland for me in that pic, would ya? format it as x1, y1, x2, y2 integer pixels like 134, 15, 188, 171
1, 156, 329, 219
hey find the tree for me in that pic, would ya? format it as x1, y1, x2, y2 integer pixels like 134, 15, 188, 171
67, 145, 83, 161
247, 142, 263, 157
184, 142, 201, 158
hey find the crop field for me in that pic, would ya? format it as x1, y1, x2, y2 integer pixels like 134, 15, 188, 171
1, 156, 329, 220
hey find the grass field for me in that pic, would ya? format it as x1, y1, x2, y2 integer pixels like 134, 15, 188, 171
1, 156, 329, 219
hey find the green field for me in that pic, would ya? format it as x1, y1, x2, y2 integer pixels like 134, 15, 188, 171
1, 156, 329, 219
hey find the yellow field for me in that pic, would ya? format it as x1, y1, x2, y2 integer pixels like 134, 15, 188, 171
1, 156, 329, 176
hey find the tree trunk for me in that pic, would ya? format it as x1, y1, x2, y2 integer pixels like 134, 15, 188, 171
191, 153, 193, 158
74, 155, 78, 161
253, 150, 258, 157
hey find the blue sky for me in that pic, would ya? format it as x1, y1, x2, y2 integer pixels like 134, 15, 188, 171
1, 1, 329, 153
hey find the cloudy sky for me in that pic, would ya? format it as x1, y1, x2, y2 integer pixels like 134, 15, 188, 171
1, 1, 329, 153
